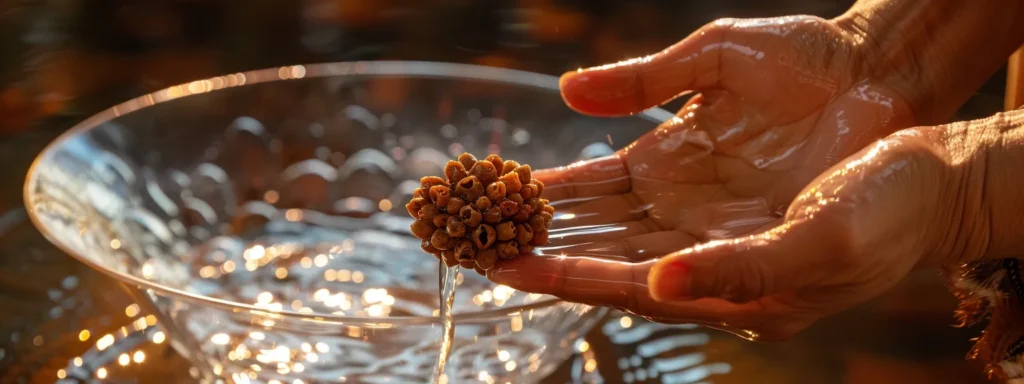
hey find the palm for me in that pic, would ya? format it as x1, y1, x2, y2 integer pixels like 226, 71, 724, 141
544, 16, 915, 256
490, 16, 919, 338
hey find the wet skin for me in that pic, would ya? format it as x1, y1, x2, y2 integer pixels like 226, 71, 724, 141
485, 15, 946, 340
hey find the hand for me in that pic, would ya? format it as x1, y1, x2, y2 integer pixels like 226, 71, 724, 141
493, 125, 963, 341
486, 16, 934, 339
549, 15, 921, 252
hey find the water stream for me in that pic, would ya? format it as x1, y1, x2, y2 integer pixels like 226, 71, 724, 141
433, 261, 459, 383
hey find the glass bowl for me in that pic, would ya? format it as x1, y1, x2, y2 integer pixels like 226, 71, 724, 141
24, 61, 671, 383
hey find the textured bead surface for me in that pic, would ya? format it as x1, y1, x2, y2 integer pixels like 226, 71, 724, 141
407, 152, 554, 272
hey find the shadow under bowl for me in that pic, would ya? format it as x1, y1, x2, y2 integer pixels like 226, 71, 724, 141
24, 61, 671, 383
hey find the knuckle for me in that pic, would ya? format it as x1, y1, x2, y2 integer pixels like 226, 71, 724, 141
787, 204, 858, 270
717, 257, 772, 302
626, 263, 650, 314
814, 216, 858, 270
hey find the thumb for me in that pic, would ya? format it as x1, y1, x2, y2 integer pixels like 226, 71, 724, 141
648, 221, 839, 303
559, 20, 732, 116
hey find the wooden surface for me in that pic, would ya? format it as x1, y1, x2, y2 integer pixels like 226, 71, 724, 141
1007, 47, 1024, 111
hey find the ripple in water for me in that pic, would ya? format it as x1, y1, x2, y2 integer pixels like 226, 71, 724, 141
186, 219, 509, 317
178, 217, 543, 382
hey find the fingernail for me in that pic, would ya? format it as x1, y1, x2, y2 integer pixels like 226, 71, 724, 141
559, 69, 640, 115
649, 259, 691, 302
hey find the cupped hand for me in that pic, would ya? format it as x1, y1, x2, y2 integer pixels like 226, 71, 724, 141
486, 16, 939, 339
493, 126, 960, 341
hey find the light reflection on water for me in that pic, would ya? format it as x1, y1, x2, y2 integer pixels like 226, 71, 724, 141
567, 315, 727, 384
22, 62, 684, 383
54, 313, 727, 384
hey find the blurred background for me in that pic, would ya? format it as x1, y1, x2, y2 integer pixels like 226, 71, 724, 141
0, 0, 1011, 383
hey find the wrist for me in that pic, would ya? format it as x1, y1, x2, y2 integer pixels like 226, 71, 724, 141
975, 111, 1024, 261
834, 0, 1024, 125
917, 111, 1024, 266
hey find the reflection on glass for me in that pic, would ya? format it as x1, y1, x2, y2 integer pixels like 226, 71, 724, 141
23, 62, 683, 382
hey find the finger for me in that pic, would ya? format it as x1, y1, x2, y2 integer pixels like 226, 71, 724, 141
487, 254, 760, 327
559, 21, 730, 116
549, 231, 698, 261
642, 296, 813, 342
534, 155, 631, 205
549, 194, 646, 229
648, 221, 835, 303
545, 218, 661, 247
488, 254, 655, 314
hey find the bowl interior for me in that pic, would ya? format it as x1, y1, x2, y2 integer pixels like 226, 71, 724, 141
25, 62, 669, 319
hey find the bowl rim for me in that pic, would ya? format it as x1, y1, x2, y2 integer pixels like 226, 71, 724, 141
23, 60, 673, 324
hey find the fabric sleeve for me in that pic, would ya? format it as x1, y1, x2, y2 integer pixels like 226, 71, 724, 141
949, 258, 1024, 381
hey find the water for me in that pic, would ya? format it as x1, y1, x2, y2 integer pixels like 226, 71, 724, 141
164, 218, 549, 382
179, 219, 515, 317
434, 262, 459, 383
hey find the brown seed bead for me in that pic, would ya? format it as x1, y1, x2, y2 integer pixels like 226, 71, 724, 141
455, 176, 485, 200
458, 153, 478, 170
429, 185, 451, 208
531, 230, 549, 246
484, 154, 504, 174
444, 160, 468, 183
502, 160, 521, 176
432, 213, 451, 228
413, 188, 428, 200
496, 241, 519, 259
518, 244, 534, 255
498, 172, 522, 193
446, 197, 467, 215
499, 200, 519, 218
469, 161, 498, 184
514, 165, 532, 185
484, 207, 502, 224
538, 211, 554, 223
406, 197, 426, 218
441, 250, 459, 267
410, 219, 436, 239
543, 204, 555, 214
431, 229, 453, 250
515, 223, 534, 244
532, 179, 545, 196
446, 216, 467, 238
528, 214, 547, 232
420, 176, 447, 190
476, 249, 498, 270
421, 240, 439, 254
460, 205, 482, 227
528, 198, 545, 214
454, 240, 475, 261
496, 221, 517, 241
513, 203, 533, 222
418, 204, 440, 222
486, 181, 506, 202
473, 224, 496, 249
508, 193, 524, 205
520, 183, 537, 199
476, 196, 492, 210
459, 259, 476, 269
